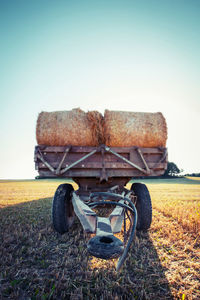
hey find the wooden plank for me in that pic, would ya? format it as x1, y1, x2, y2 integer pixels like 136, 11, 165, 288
37, 161, 167, 170
37, 145, 166, 154
35, 145, 167, 180
37, 168, 166, 178
39, 152, 164, 166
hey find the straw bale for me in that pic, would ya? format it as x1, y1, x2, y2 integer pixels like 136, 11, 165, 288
104, 110, 167, 147
36, 108, 167, 148
36, 108, 103, 146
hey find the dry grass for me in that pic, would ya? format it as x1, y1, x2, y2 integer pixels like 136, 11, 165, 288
0, 178, 199, 299
0, 179, 78, 208
142, 178, 200, 234
185, 177, 200, 181
86, 111, 105, 145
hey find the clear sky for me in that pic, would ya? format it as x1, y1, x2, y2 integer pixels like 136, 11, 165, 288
0, 0, 200, 179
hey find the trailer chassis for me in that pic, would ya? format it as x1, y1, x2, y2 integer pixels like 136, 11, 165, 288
35, 144, 167, 270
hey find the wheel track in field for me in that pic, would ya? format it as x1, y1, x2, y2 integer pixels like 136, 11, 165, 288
150, 208, 200, 299
153, 205, 200, 237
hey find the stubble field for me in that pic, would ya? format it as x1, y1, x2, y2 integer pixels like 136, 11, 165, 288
0, 178, 199, 299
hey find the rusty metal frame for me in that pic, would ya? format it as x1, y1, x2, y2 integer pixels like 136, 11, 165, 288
72, 190, 127, 234
71, 189, 138, 271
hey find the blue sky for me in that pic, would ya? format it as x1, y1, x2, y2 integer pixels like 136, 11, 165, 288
0, 0, 200, 179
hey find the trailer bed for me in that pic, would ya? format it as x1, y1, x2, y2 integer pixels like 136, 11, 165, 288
35, 145, 167, 187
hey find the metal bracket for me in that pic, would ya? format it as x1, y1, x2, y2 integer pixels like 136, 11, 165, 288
36, 148, 55, 173
59, 148, 98, 175
55, 146, 71, 175
104, 146, 150, 175
100, 146, 108, 182
136, 148, 151, 174
72, 192, 97, 233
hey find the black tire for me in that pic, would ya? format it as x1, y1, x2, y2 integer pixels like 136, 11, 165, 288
52, 183, 74, 234
131, 183, 152, 231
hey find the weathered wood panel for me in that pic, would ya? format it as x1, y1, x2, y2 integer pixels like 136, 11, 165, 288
35, 145, 168, 180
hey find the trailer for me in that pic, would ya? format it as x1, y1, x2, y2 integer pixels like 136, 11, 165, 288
34, 144, 167, 270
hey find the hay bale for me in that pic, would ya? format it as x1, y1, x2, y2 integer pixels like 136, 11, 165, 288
104, 110, 167, 147
36, 108, 104, 146
36, 108, 167, 148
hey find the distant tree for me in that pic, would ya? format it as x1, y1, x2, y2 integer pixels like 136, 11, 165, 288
163, 162, 181, 177
184, 172, 200, 177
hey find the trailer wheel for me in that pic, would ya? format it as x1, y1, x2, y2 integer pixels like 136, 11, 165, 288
131, 183, 152, 231
52, 183, 74, 234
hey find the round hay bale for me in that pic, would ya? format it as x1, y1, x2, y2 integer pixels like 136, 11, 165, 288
36, 108, 104, 146
104, 110, 167, 147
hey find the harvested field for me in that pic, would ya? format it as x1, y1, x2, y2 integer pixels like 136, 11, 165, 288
0, 178, 199, 299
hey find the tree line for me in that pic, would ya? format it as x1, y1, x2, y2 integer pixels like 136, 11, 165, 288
163, 162, 181, 177
162, 162, 199, 177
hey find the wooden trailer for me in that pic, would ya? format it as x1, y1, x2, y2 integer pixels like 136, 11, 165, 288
34, 144, 167, 270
